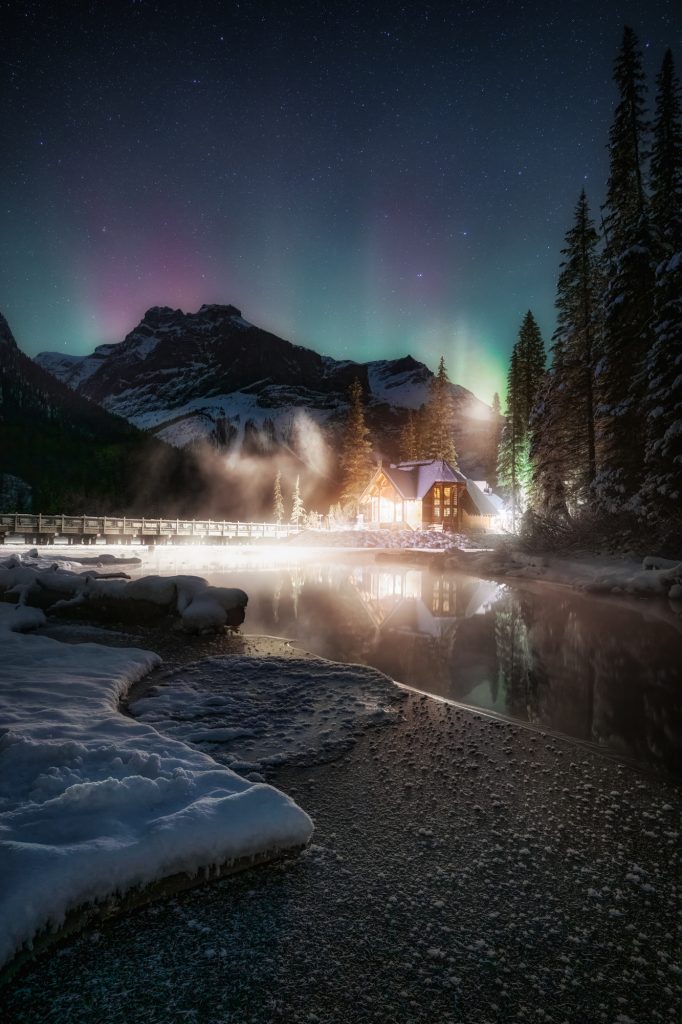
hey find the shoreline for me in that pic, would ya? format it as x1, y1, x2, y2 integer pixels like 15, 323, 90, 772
4, 682, 679, 1023
4, 536, 682, 607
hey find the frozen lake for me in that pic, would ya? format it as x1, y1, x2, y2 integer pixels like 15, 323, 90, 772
122, 548, 682, 777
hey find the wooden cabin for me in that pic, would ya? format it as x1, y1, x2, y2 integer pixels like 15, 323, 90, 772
359, 460, 505, 533
462, 480, 507, 533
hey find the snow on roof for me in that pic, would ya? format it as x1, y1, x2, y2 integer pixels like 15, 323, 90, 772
466, 479, 505, 516
382, 460, 467, 499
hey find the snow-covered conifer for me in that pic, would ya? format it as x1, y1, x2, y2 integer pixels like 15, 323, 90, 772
595, 27, 655, 510
290, 475, 305, 527
532, 192, 602, 517
419, 356, 458, 465
273, 470, 285, 524
339, 378, 374, 512
643, 49, 682, 514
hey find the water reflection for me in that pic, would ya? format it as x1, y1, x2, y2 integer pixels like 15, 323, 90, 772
205, 563, 682, 776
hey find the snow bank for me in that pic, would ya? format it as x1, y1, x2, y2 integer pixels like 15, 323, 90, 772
0, 605, 312, 971
294, 528, 470, 551
130, 655, 405, 774
16, 547, 142, 570
0, 551, 247, 632
447, 548, 682, 603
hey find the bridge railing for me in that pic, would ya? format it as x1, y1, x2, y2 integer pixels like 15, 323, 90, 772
0, 513, 298, 541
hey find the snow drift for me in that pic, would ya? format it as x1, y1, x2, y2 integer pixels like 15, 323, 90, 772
0, 603, 312, 972
0, 551, 247, 632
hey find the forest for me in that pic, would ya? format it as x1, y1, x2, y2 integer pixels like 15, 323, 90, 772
495, 28, 681, 551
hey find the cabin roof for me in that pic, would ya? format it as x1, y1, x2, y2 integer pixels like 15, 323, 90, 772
380, 459, 467, 499
466, 480, 505, 516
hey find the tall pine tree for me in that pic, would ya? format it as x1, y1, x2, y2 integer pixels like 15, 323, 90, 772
419, 356, 458, 465
339, 378, 374, 512
643, 49, 682, 514
399, 409, 419, 461
532, 192, 602, 516
596, 26, 655, 510
498, 312, 545, 529
487, 392, 502, 486
517, 312, 546, 426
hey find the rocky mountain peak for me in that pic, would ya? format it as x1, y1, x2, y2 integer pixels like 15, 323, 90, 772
34, 303, 495, 477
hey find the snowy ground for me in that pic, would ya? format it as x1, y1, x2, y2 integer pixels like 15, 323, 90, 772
0, 565, 318, 972
447, 547, 682, 604
4, 694, 680, 1024
0, 549, 411, 976
0, 549, 249, 631
2, 541, 681, 1016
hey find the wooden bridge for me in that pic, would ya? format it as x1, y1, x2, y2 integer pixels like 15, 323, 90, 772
0, 513, 299, 545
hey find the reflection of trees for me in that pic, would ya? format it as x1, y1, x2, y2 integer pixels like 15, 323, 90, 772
494, 597, 534, 720
493, 587, 682, 775
589, 629, 682, 773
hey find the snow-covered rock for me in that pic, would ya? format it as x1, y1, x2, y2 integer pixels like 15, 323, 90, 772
0, 553, 248, 632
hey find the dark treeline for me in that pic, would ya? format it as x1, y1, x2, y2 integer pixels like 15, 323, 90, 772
0, 313, 207, 515
499, 27, 682, 551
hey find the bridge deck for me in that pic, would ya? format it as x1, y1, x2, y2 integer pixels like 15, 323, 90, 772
0, 513, 297, 544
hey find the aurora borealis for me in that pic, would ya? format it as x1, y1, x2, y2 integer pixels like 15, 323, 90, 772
1, 0, 679, 404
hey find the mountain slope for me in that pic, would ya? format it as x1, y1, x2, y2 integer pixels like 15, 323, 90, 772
36, 304, 495, 476
0, 313, 203, 514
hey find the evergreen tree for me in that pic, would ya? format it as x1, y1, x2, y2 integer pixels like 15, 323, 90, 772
516, 311, 546, 425
532, 192, 602, 516
529, 365, 570, 522
498, 347, 524, 529
339, 378, 374, 512
419, 356, 458, 464
596, 26, 655, 509
273, 470, 284, 524
487, 392, 502, 486
399, 409, 418, 461
650, 50, 682, 239
290, 475, 305, 527
643, 49, 682, 513
498, 313, 545, 529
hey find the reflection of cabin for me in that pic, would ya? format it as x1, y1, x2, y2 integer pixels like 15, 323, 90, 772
359, 460, 505, 533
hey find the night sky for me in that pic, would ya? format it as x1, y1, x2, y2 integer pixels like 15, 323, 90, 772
2, 0, 680, 404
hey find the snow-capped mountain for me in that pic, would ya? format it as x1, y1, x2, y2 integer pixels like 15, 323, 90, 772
36, 304, 495, 475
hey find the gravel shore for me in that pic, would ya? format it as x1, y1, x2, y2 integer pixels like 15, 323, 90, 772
3, 678, 680, 1024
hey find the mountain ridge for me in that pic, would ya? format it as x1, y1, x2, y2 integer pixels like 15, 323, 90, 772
36, 304, 495, 477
